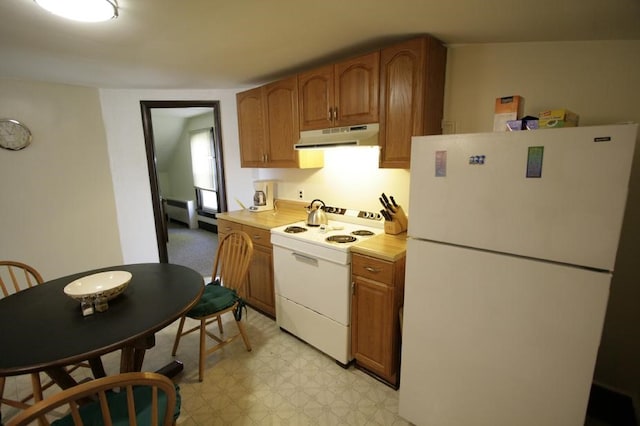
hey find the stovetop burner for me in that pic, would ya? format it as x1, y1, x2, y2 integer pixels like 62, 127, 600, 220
326, 235, 357, 244
351, 229, 375, 236
284, 226, 308, 234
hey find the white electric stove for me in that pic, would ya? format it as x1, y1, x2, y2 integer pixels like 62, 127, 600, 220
270, 208, 384, 365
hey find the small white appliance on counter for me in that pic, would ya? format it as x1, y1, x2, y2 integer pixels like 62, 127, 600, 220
249, 180, 274, 212
270, 207, 384, 365
399, 124, 638, 426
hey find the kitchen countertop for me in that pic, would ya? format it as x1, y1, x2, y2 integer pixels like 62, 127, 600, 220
351, 232, 407, 262
217, 199, 407, 261
216, 199, 307, 230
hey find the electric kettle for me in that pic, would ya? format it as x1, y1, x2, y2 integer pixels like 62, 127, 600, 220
306, 199, 328, 226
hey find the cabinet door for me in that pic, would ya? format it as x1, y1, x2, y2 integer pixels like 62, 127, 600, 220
246, 244, 275, 317
263, 76, 299, 167
237, 86, 266, 167
334, 51, 380, 127
243, 225, 275, 317
379, 36, 447, 169
352, 274, 394, 379
298, 64, 334, 131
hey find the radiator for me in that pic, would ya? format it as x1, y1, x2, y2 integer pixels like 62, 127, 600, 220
164, 198, 197, 229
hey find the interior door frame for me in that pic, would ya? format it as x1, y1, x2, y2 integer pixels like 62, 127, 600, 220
140, 100, 226, 263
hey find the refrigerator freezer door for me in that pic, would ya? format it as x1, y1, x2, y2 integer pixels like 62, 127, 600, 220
408, 124, 637, 270
399, 239, 611, 426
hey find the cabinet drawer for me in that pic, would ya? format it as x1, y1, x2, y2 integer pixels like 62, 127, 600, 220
352, 255, 394, 284
218, 219, 242, 234
242, 225, 272, 248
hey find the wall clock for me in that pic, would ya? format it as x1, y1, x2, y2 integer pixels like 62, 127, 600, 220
0, 119, 32, 151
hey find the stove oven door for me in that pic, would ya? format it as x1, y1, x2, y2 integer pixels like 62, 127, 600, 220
273, 245, 352, 364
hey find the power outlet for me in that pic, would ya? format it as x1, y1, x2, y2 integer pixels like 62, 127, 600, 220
298, 189, 304, 199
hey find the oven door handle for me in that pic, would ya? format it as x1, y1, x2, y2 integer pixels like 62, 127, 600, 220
291, 252, 319, 265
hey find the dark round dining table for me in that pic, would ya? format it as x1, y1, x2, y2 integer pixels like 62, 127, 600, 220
0, 263, 204, 387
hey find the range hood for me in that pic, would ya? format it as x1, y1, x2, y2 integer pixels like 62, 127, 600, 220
295, 123, 379, 150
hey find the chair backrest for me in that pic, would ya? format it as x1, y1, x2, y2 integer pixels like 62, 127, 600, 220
212, 230, 254, 297
5, 372, 178, 426
0, 260, 44, 298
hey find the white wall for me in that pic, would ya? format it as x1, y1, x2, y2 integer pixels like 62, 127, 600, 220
444, 41, 640, 132
0, 78, 122, 279
255, 148, 410, 215
443, 40, 640, 403
152, 112, 186, 197
167, 112, 217, 202
98, 89, 255, 264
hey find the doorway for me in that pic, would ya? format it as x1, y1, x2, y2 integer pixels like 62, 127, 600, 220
140, 100, 227, 265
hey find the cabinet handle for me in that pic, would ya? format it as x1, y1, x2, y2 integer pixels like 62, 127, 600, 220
253, 234, 261, 240
352, 281, 356, 295
333, 107, 338, 121
328, 107, 333, 122
365, 266, 381, 273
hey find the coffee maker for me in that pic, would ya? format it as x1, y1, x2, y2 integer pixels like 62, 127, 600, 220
249, 180, 274, 212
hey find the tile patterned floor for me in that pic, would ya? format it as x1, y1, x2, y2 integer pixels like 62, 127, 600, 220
1, 307, 409, 425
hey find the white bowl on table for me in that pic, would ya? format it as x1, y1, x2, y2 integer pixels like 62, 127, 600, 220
64, 270, 132, 301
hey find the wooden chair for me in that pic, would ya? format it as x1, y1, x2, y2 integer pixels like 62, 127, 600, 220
0, 261, 91, 416
5, 372, 179, 426
171, 230, 254, 381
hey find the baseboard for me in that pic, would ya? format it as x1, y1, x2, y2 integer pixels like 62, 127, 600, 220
587, 382, 637, 425
197, 221, 217, 233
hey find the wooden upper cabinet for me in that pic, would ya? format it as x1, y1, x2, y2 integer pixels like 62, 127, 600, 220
299, 51, 380, 131
237, 75, 323, 169
263, 76, 300, 167
335, 52, 380, 127
237, 35, 445, 169
237, 86, 266, 167
297, 64, 334, 130
379, 36, 447, 169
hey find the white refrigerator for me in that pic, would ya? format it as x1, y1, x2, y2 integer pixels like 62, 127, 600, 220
398, 124, 638, 426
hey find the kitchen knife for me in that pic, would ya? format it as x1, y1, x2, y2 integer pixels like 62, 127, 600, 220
390, 196, 398, 208
381, 193, 396, 213
380, 209, 392, 221
379, 197, 395, 217
379, 196, 389, 210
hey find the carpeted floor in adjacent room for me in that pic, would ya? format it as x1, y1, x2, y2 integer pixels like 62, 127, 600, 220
167, 221, 218, 278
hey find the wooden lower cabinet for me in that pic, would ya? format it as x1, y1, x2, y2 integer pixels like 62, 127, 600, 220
242, 225, 275, 317
217, 218, 241, 240
351, 253, 405, 388
218, 219, 275, 318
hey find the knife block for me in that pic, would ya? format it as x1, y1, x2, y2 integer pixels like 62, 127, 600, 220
384, 205, 408, 235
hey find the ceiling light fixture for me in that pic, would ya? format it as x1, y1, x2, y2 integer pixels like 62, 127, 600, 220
34, 0, 118, 22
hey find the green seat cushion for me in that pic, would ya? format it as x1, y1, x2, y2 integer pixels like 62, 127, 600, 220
187, 283, 238, 318
52, 383, 181, 426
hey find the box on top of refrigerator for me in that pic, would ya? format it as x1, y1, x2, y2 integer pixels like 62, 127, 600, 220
538, 109, 579, 128
493, 96, 523, 131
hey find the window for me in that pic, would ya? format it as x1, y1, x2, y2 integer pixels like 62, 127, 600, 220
190, 128, 218, 214
196, 187, 218, 213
